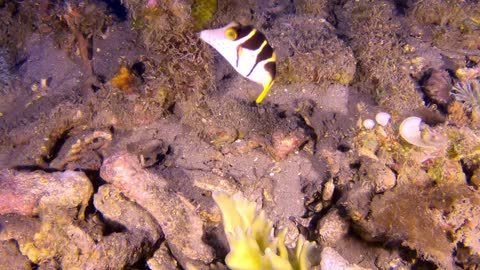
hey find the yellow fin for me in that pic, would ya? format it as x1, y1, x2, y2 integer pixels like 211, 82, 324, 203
255, 80, 273, 104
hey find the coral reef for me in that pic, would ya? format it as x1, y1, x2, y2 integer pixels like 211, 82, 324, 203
0, 240, 31, 270
100, 152, 214, 268
122, 0, 214, 102
345, 112, 480, 268
1, 0, 480, 269
335, 0, 424, 113
191, 0, 217, 31
212, 191, 318, 270
272, 15, 356, 86
0, 169, 92, 218
410, 0, 480, 51
452, 79, 480, 113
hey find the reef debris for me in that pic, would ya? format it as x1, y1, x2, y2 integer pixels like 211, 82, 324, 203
100, 151, 214, 268
0, 169, 92, 219
399, 116, 447, 150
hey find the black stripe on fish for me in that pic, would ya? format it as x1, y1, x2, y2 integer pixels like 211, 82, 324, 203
240, 31, 266, 50
264, 61, 276, 80
236, 30, 265, 67
234, 25, 254, 40
246, 43, 274, 77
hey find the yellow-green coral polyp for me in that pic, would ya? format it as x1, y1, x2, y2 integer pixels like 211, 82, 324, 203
191, 0, 217, 31
211, 191, 316, 270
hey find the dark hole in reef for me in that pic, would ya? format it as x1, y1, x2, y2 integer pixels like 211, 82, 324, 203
466, 58, 478, 68
398, 247, 438, 270
411, 259, 438, 270
130, 255, 150, 270
166, 101, 176, 114
44, 128, 72, 163
13, 165, 58, 172
203, 225, 229, 260
337, 143, 351, 152
91, 84, 101, 92
349, 162, 361, 170
459, 159, 477, 188
84, 169, 107, 193
97, 74, 107, 84
131, 61, 146, 77
98, 0, 128, 21
220, 73, 233, 81
81, 169, 107, 217
109, 125, 115, 135
98, 212, 128, 236
11, 57, 28, 73
87, 36, 93, 60
393, 0, 409, 15
277, 111, 287, 119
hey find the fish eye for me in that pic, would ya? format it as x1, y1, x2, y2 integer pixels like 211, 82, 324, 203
225, 28, 237, 40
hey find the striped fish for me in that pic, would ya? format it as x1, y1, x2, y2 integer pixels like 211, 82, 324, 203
199, 22, 276, 104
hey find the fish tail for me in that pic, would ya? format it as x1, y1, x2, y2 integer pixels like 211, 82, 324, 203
256, 80, 274, 104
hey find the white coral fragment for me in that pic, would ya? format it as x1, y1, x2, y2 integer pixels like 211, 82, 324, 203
362, 119, 375, 129
375, 112, 391, 126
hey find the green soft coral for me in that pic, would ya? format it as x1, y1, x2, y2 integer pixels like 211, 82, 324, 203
212, 191, 317, 270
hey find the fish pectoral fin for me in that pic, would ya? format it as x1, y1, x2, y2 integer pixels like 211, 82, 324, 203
255, 80, 274, 104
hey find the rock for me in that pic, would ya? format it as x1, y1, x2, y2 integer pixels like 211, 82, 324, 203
317, 209, 349, 246
94, 184, 162, 244
445, 191, 480, 268
126, 139, 169, 168
0, 240, 31, 270
268, 130, 307, 161
100, 152, 214, 268
0, 215, 40, 245
322, 179, 335, 201
359, 158, 396, 193
355, 182, 477, 269
1, 204, 155, 269
320, 247, 370, 270
0, 170, 164, 269
469, 167, 480, 188
147, 242, 179, 270
421, 69, 452, 106
0, 169, 93, 219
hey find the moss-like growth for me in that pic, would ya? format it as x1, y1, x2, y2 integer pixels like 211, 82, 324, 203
191, 0, 217, 31
337, 1, 424, 115
365, 182, 471, 268
272, 16, 356, 87
411, 0, 480, 51
349, 115, 480, 268
294, 0, 329, 17
211, 192, 318, 270
122, 0, 214, 101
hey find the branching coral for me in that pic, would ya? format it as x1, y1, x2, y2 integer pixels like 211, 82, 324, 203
210, 192, 317, 270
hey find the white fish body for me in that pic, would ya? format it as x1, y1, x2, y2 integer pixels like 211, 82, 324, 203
200, 22, 276, 103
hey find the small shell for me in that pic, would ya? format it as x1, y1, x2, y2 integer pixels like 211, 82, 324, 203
399, 116, 437, 149
363, 119, 375, 129
375, 112, 391, 126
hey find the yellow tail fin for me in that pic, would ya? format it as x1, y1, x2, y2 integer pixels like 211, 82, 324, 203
255, 81, 274, 104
